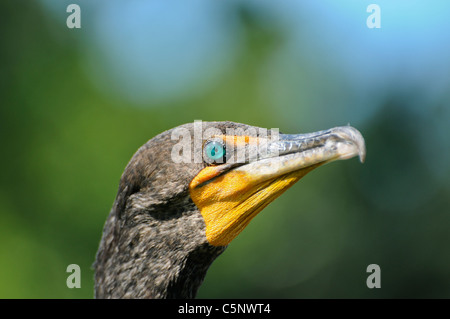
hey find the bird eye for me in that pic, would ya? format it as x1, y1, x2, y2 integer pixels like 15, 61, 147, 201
204, 140, 226, 164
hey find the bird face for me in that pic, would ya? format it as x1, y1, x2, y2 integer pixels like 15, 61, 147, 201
112, 121, 365, 248
187, 122, 366, 247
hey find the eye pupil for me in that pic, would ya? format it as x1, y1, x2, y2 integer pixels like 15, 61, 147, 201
205, 141, 225, 163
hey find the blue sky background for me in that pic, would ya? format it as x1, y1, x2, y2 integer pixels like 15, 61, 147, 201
40, 0, 450, 116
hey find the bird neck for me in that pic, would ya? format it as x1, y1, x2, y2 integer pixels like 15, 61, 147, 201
94, 205, 225, 299
164, 243, 226, 298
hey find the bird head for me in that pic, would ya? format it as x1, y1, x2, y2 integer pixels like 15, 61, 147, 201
95, 121, 365, 298
113, 120, 365, 246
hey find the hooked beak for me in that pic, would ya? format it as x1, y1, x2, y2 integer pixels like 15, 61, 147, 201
233, 126, 365, 182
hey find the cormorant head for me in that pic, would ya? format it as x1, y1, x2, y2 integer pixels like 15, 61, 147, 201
95, 121, 365, 298
115, 120, 365, 247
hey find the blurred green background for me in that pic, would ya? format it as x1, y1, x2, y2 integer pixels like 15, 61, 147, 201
1, 0, 449, 298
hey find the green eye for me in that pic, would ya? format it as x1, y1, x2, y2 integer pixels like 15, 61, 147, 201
204, 141, 226, 163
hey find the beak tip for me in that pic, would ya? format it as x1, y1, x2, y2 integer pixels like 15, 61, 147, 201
339, 125, 366, 164
355, 130, 366, 164
359, 152, 366, 163
356, 135, 366, 163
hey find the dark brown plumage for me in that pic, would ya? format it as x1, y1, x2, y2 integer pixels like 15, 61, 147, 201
94, 121, 365, 299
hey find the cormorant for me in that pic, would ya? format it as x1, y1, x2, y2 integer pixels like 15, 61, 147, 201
94, 121, 365, 298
